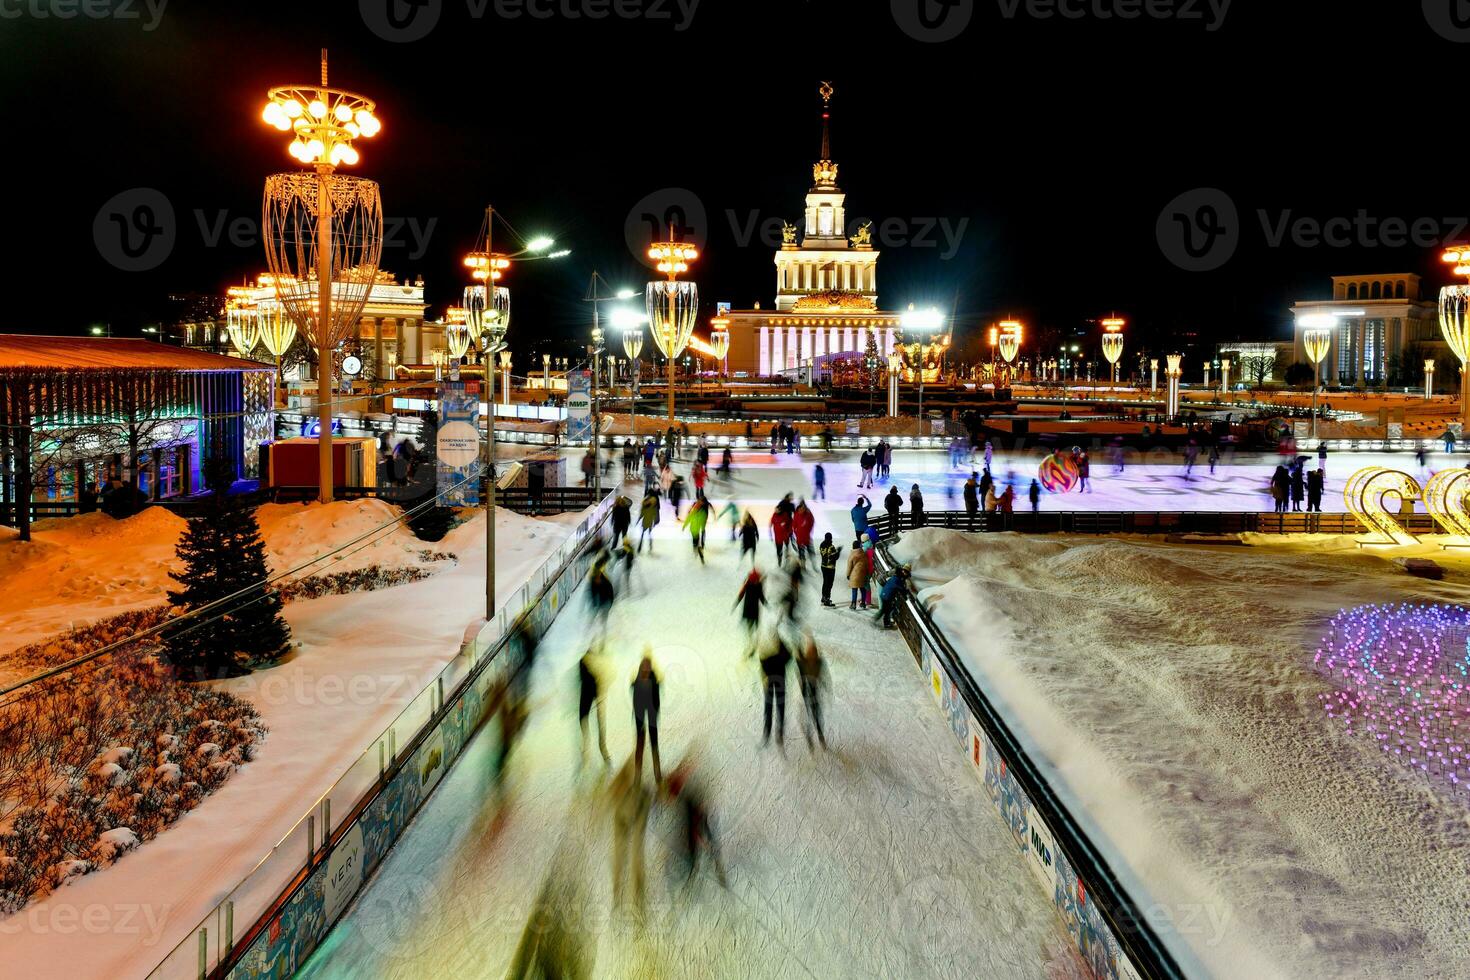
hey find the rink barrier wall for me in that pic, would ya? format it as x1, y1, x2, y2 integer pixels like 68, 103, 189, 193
145, 492, 616, 980
873, 509, 1427, 537
874, 545, 1182, 980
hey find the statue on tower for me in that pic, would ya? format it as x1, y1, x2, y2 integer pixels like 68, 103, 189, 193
782, 221, 797, 246
849, 220, 873, 249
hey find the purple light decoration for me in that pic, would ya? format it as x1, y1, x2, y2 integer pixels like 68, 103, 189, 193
1315, 603, 1470, 792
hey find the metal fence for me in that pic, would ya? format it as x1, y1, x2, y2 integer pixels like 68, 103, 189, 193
874, 544, 1184, 980
872, 509, 1395, 538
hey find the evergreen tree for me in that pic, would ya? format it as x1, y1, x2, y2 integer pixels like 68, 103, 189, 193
164, 499, 290, 680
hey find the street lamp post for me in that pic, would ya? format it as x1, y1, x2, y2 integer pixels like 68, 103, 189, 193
259, 50, 383, 504
998, 320, 1022, 388
1219, 358, 1232, 402
1150, 358, 1159, 394
1438, 247, 1470, 432
1166, 354, 1183, 421
645, 240, 699, 426
1101, 316, 1125, 385
1297, 311, 1359, 442
614, 307, 649, 438
902, 306, 944, 436
709, 317, 731, 380
1426, 359, 1437, 401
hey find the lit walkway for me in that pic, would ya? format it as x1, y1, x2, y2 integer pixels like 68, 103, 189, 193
296, 491, 1083, 979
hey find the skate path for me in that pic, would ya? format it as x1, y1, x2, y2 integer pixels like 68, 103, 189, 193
297, 471, 1086, 980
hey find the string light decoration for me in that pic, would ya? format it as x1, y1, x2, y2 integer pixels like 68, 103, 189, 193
1343, 466, 1422, 546
1437, 277, 1470, 430
1425, 468, 1470, 545
998, 320, 1022, 365
645, 239, 699, 423
1316, 603, 1470, 793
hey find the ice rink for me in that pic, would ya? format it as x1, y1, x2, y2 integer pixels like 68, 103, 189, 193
296, 462, 1087, 980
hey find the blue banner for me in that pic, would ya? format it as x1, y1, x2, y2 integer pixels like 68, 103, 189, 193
436, 381, 480, 506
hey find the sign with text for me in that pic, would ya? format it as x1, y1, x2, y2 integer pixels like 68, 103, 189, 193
566, 370, 593, 441
437, 381, 480, 506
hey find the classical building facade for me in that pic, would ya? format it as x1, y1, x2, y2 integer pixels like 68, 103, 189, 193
1290, 274, 1442, 385
222, 272, 433, 382
721, 85, 906, 378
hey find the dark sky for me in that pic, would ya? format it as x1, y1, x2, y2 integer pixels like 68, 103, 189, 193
1, 0, 1463, 364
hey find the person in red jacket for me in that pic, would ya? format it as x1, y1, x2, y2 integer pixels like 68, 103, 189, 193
770, 508, 793, 565
792, 500, 815, 565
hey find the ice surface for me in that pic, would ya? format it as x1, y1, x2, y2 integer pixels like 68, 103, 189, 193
892, 527, 1470, 979
298, 500, 1086, 980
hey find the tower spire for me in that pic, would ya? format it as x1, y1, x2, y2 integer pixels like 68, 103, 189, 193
813, 81, 838, 189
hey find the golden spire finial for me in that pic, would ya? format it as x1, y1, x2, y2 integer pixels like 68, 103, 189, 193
814, 80, 837, 188
819, 80, 834, 104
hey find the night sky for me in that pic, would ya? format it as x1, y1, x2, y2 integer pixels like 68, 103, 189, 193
1, 0, 1462, 365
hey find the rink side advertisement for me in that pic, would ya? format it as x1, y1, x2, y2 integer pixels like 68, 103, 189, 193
566, 369, 592, 442
437, 381, 480, 506
901, 589, 1145, 980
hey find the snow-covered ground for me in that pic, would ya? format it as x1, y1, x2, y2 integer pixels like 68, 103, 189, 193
0, 501, 589, 979
891, 527, 1470, 979
295, 502, 1087, 980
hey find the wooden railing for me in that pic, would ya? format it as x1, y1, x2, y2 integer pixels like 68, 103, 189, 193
870, 509, 1411, 538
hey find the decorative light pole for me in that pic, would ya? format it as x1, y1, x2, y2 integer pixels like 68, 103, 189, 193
1149, 358, 1159, 393
430, 347, 447, 381
886, 350, 902, 417
998, 319, 1022, 387
499, 349, 512, 405
1426, 359, 1437, 401
256, 304, 298, 394
1101, 316, 1125, 385
1297, 311, 1360, 441
709, 316, 731, 379
1203, 361, 1211, 389
225, 289, 260, 358
443, 305, 473, 362
1166, 354, 1183, 421
616, 308, 648, 436
543, 353, 551, 392
260, 50, 383, 504
902, 306, 944, 436
1219, 358, 1232, 402
645, 241, 699, 425
1438, 246, 1470, 430
588, 321, 605, 495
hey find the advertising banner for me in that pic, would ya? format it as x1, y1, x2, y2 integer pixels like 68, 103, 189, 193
566, 370, 593, 442
437, 381, 481, 506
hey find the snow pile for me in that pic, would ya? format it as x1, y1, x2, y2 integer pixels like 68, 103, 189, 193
891, 527, 1470, 979
0, 654, 265, 913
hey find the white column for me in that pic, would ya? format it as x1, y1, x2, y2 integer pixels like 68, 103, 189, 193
759, 326, 770, 376
829, 327, 840, 354
787, 327, 798, 368
841, 327, 852, 351
885, 327, 896, 356
815, 326, 826, 359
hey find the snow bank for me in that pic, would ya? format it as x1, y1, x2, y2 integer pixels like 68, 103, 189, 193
891, 527, 1470, 979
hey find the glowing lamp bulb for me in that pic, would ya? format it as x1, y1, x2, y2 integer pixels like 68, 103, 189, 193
309, 100, 327, 119
334, 103, 353, 122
